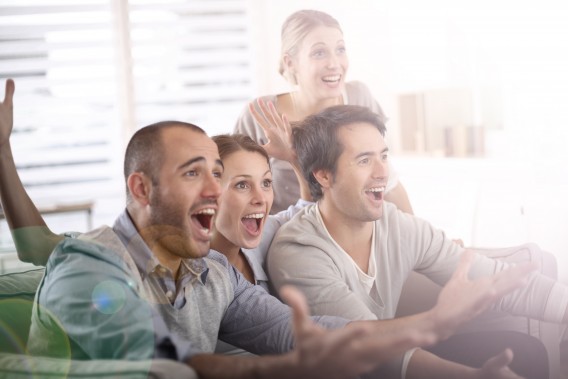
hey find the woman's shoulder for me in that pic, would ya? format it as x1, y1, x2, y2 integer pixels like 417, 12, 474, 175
345, 80, 372, 97
345, 81, 387, 121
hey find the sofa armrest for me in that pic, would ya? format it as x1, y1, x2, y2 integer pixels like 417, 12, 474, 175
0, 353, 198, 379
395, 243, 562, 379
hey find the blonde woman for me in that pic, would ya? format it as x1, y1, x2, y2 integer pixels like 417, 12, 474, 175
235, 9, 413, 214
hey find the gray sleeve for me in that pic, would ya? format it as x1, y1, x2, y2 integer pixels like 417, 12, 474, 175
404, 213, 568, 322
211, 253, 348, 355
469, 245, 568, 322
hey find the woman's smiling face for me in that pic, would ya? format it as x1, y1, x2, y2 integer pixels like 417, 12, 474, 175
214, 149, 274, 250
290, 25, 349, 100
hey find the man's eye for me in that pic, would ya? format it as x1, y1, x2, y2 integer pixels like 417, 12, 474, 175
337, 46, 346, 54
213, 171, 222, 179
185, 170, 197, 177
358, 158, 370, 165
382, 154, 389, 161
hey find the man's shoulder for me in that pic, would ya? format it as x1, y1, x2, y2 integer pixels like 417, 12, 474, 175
47, 225, 138, 281
277, 203, 319, 235
270, 204, 331, 255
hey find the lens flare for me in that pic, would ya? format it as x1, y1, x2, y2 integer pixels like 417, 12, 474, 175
92, 280, 126, 315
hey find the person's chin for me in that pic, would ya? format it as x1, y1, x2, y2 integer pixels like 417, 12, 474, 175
189, 239, 211, 258
240, 236, 261, 250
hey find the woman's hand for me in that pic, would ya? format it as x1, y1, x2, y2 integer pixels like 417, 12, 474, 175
249, 99, 296, 164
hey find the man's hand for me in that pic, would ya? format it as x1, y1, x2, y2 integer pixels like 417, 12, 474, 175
281, 285, 430, 379
0, 79, 15, 147
476, 349, 524, 379
432, 250, 537, 340
249, 99, 296, 163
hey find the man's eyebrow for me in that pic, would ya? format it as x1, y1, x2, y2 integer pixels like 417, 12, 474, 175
179, 156, 205, 170
178, 156, 224, 171
354, 147, 389, 160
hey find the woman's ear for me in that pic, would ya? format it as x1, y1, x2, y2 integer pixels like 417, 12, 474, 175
127, 172, 152, 206
283, 54, 296, 76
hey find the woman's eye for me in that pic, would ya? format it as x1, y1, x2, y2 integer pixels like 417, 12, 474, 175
337, 46, 346, 54
262, 179, 273, 189
311, 49, 326, 58
235, 181, 249, 190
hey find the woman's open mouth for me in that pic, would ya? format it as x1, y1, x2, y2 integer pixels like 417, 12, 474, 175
241, 213, 265, 236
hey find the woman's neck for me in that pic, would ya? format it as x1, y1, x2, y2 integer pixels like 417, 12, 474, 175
210, 231, 240, 264
210, 232, 255, 284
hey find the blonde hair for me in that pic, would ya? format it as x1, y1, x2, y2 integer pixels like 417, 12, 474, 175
279, 10, 343, 85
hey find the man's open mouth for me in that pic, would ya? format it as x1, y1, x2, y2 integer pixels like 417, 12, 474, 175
365, 186, 385, 201
192, 208, 215, 232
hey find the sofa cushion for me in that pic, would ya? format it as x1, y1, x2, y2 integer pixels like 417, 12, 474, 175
0, 268, 44, 354
0, 353, 198, 379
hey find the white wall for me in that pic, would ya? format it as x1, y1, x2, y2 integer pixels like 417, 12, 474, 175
247, 0, 568, 282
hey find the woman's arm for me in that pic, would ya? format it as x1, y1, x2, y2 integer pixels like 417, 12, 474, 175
0, 79, 62, 265
385, 180, 414, 214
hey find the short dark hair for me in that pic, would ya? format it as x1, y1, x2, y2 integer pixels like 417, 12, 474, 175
212, 133, 270, 166
123, 121, 206, 203
293, 105, 386, 201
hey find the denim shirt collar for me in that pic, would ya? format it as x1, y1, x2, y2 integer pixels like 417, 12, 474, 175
112, 209, 209, 283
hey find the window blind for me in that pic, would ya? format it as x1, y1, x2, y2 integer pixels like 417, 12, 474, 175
0, 0, 254, 235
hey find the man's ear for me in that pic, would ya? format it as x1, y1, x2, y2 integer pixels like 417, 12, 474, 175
312, 169, 332, 190
127, 172, 152, 206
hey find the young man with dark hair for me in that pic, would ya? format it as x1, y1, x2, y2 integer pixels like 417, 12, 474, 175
268, 104, 568, 379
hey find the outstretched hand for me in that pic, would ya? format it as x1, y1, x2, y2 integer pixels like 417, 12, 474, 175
476, 349, 524, 379
280, 285, 429, 379
0, 79, 15, 147
249, 99, 296, 163
433, 250, 537, 339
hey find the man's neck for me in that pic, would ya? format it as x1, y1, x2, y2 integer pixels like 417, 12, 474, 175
151, 244, 183, 279
317, 201, 373, 273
